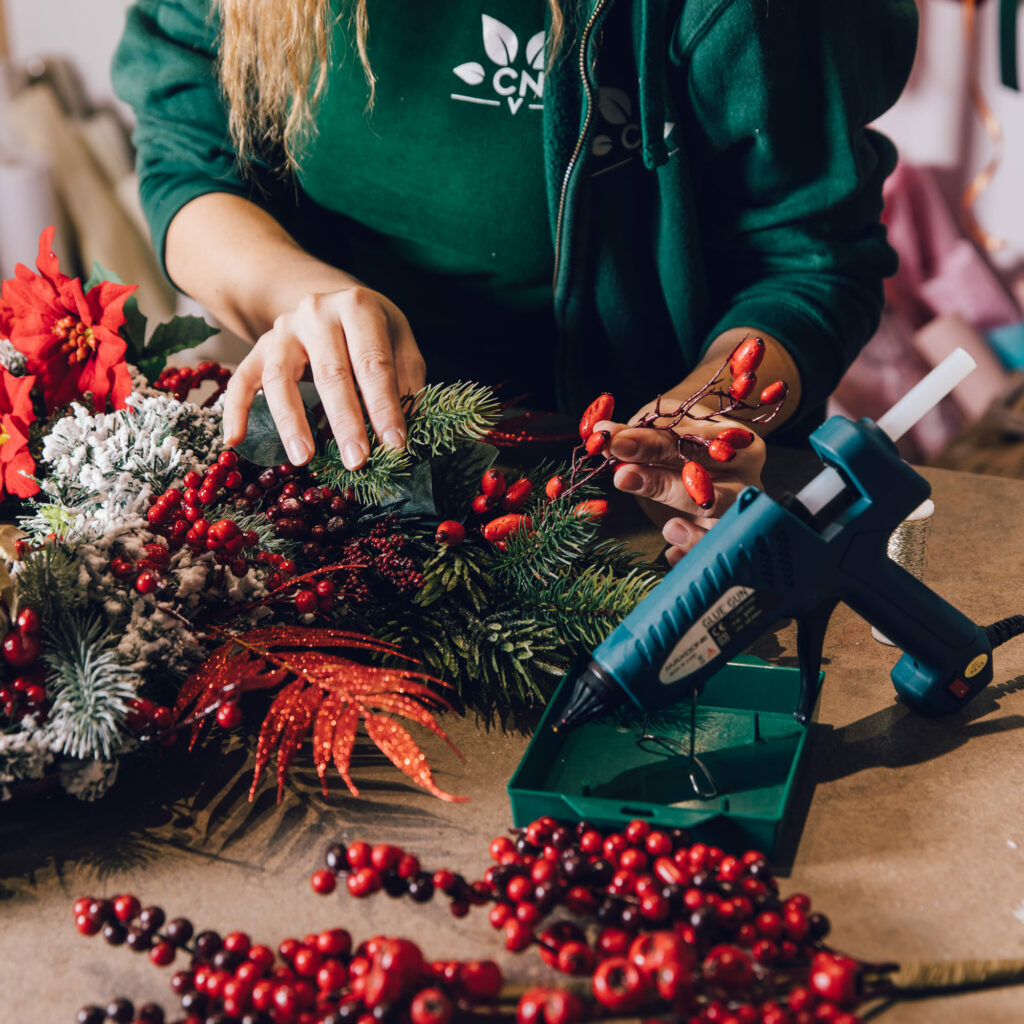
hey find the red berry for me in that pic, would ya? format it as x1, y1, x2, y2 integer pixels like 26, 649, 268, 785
113, 895, 141, 923
716, 427, 755, 450
150, 941, 176, 967
294, 589, 318, 615
809, 952, 861, 1007
218, 450, 239, 469
707, 439, 735, 462
410, 987, 453, 1024
215, 703, 242, 730
591, 957, 647, 1012
503, 918, 534, 951
572, 499, 608, 520
480, 468, 506, 498
760, 380, 788, 405
134, 572, 160, 595
435, 520, 466, 546
471, 493, 495, 515
15, 607, 40, 635
555, 941, 594, 976
544, 475, 566, 500
682, 461, 714, 509
584, 430, 611, 456
482, 513, 532, 542
578, 393, 615, 441
501, 478, 533, 512
729, 335, 766, 377
728, 371, 757, 401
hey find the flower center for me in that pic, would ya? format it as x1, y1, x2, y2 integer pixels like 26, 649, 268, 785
52, 314, 96, 364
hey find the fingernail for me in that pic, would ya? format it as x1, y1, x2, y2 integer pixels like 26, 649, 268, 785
665, 520, 691, 548
342, 441, 367, 470
286, 437, 311, 466
616, 468, 644, 493
611, 436, 639, 459
381, 428, 406, 450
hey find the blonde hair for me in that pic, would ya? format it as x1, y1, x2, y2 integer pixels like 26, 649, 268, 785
217, 0, 566, 165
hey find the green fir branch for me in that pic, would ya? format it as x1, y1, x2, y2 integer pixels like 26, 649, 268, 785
44, 615, 138, 761
491, 502, 599, 588
309, 439, 412, 505
13, 545, 87, 628
404, 382, 502, 458
525, 564, 661, 649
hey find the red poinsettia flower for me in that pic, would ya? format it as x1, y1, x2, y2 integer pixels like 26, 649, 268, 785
1, 226, 135, 412
0, 369, 39, 499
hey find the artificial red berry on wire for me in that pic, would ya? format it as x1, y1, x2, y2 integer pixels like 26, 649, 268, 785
729, 335, 766, 377
435, 521, 466, 546
501, 478, 533, 512
578, 393, 615, 442
682, 461, 715, 510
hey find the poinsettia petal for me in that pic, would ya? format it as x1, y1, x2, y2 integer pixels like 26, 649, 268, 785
33, 226, 65, 287
58, 278, 92, 327
3, 446, 39, 497
85, 280, 136, 335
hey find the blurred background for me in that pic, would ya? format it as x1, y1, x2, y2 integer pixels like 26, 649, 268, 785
1, 0, 1023, 472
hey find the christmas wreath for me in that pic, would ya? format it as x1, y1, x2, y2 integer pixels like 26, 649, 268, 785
0, 227, 795, 806
0, 228, 674, 804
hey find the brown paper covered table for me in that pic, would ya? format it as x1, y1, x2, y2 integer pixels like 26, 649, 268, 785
2, 464, 1023, 1023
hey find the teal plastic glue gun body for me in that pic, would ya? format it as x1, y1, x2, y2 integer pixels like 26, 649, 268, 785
554, 353, 1024, 733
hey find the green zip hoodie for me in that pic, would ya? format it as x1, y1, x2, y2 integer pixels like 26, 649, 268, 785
112, 0, 917, 430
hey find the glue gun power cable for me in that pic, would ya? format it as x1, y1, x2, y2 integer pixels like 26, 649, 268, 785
554, 349, 1024, 733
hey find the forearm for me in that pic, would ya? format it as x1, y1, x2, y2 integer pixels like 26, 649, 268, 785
165, 193, 362, 342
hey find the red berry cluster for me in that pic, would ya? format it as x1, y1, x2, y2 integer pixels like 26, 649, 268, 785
569, 336, 789, 511
123, 697, 176, 743
72, 889, 504, 1024
153, 360, 231, 403
312, 819, 873, 1024
432, 468, 608, 554
0, 606, 46, 723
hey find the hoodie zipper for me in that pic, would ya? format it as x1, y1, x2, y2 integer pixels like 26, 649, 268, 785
552, 0, 610, 291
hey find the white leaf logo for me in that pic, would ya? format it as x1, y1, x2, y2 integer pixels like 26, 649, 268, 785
592, 134, 613, 157
453, 62, 486, 85
663, 121, 675, 139
482, 15, 518, 65
598, 87, 632, 125
525, 31, 546, 70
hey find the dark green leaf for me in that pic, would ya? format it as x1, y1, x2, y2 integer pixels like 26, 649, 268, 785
234, 383, 321, 466
142, 315, 220, 377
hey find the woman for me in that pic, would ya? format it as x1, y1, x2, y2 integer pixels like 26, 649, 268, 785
113, 0, 917, 559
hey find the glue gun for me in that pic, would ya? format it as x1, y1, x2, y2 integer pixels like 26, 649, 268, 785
555, 349, 1024, 732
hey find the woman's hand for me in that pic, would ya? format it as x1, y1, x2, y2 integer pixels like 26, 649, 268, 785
597, 409, 766, 566
221, 286, 426, 469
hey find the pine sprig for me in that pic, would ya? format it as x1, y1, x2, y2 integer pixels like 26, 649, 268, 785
491, 503, 599, 588
12, 544, 86, 629
525, 565, 661, 649
404, 382, 502, 458
44, 615, 137, 761
309, 440, 413, 506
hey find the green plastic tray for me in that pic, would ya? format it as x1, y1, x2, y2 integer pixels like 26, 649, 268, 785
507, 657, 822, 858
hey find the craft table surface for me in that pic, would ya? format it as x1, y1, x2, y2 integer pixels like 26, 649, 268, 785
2, 462, 1023, 1023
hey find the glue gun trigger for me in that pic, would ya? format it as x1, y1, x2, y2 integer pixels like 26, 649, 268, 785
793, 599, 838, 725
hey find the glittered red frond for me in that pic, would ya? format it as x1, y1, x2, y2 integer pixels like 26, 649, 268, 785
362, 708, 467, 803
176, 624, 463, 804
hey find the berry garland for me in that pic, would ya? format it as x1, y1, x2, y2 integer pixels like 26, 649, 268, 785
71, 815, 1024, 1024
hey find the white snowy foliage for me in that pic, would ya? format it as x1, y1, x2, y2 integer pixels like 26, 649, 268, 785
0, 719, 55, 797
33, 391, 225, 539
